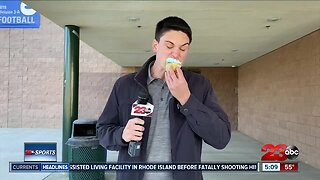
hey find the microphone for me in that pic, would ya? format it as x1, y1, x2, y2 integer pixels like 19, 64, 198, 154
128, 92, 153, 157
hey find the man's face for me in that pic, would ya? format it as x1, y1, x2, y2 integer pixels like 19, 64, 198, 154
152, 30, 190, 69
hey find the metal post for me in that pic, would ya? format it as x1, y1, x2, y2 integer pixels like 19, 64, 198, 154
63, 25, 79, 162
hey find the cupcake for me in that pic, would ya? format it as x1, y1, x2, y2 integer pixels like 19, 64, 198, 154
165, 57, 182, 71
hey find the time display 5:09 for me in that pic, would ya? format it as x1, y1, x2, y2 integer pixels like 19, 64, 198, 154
262, 163, 280, 172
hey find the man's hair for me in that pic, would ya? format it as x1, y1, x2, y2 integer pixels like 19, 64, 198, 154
155, 16, 192, 44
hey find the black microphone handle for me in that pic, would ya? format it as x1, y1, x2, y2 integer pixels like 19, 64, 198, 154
128, 92, 149, 157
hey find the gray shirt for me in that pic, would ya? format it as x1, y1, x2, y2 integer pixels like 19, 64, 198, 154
143, 62, 173, 180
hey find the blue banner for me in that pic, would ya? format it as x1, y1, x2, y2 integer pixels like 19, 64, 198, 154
24, 142, 57, 162
9, 162, 260, 172
0, 1, 40, 28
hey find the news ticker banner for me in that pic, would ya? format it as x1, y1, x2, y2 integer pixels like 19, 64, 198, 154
9, 162, 298, 173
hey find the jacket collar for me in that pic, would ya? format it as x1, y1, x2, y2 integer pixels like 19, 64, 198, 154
134, 55, 156, 90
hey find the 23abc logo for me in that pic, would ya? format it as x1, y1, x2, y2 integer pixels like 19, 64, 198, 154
261, 144, 299, 161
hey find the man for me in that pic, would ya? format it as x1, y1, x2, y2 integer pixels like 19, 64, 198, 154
97, 16, 231, 180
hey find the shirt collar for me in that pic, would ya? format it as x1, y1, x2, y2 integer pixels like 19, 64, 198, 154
147, 61, 156, 85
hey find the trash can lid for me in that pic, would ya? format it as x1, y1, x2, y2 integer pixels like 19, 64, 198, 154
71, 119, 97, 137
73, 119, 97, 124
66, 136, 100, 147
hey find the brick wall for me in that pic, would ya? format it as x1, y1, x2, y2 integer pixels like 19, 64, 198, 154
201, 68, 238, 130
0, 29, 9, 127
238, 30, 320, 169
0, 22, 65, 128
0, 16, 129, 128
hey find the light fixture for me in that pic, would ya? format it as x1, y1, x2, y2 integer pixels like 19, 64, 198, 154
128, 17, 140, 22
267, 17, 281, 22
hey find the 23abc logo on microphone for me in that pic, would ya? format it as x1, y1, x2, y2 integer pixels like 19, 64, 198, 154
261, 144, 299, 161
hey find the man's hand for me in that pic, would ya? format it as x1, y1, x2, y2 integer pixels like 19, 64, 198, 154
122, 118, 145, 142
165, 68, 191, 105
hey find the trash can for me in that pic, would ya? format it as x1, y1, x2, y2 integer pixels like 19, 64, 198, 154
66, 119, 106, 180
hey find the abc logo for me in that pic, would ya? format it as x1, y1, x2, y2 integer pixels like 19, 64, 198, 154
285, 145, 299, 160
261, 144, 299, 161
